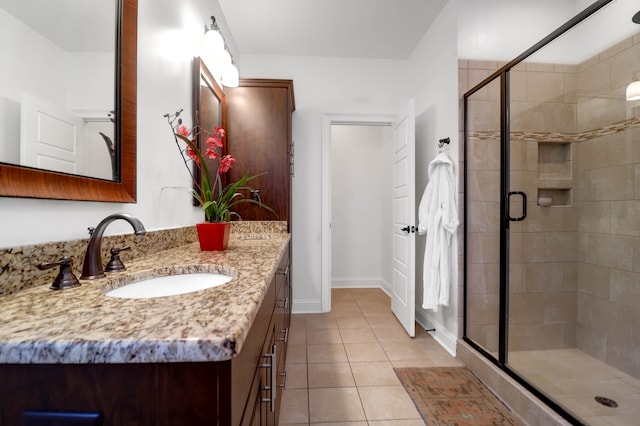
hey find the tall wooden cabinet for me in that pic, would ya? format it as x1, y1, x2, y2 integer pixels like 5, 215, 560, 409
225, 79, 295, 228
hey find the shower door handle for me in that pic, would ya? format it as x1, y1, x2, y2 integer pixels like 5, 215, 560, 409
507, 191, 527, 221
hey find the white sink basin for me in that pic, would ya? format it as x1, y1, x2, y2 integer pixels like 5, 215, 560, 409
105, 273, 233, 299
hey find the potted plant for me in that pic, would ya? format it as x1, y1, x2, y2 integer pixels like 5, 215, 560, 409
165, 109, 275, 250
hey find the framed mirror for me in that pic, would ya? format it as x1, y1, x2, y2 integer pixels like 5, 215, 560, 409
192, 57, 227, 196
0, 0, 137, 202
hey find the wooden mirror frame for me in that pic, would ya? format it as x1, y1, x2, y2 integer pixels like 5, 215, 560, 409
192, 57, 227, 197
0, 0, 137, 202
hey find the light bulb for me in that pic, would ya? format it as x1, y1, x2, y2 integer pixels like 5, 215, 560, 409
216, 49, 232, 66
626, 80, 640, 101
203, 28, 224, 53
222, 63, 239, 88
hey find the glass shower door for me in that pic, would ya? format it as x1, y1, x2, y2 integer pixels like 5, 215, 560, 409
464, 1, 640, 423
464, 77, 502, 359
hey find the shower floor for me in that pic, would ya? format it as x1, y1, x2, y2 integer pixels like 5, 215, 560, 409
508, 349, 640, 425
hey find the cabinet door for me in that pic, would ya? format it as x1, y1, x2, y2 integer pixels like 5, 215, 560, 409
226, 79, 294, 225
247, 375, 265, 426
275, 247, 290, 396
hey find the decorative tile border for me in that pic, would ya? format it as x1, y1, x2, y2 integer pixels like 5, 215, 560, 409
468, 116, 640, 143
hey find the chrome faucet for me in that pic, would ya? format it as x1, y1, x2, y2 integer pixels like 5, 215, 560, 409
81, 213, 146, 280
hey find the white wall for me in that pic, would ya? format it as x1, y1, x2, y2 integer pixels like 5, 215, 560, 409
66, 53, 113, 112
0, 0, 231, 248
238, 55, 409, 115
409, 0, 460, 355
0, 8, 70, 165
330, 125, 393, 290
239, 55, 410, 312
289, 110, 324, 311
239, 3, 460, 333
0, 9, 68, 108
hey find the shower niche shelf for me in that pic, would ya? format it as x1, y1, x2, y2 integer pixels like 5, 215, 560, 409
537, 188, 572, 207
538, 142, 571, 179
536, 142, 572, 206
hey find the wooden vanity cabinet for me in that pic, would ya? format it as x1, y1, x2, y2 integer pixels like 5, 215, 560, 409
244, 245, 291, 426
0, 245, 292, 425
226, 79, 295, 228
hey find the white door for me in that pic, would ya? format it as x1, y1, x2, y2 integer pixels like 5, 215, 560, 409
21, 93, 85, 175
391, 99, 416, 337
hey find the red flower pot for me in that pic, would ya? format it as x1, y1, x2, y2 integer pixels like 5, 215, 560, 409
196, 222, 231, 251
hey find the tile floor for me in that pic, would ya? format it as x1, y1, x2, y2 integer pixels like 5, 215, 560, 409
279, 288, 463, 425
509, 349, 640, 426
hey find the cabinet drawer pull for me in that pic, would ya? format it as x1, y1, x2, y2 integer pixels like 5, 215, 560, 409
277, 327, 289, 343
278, 371, 287, 388
260, 345, 277, 412
277, 297, 289, 309
277, 265, 291, 277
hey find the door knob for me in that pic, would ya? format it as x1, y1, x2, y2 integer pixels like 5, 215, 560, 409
401, 225, 416, 233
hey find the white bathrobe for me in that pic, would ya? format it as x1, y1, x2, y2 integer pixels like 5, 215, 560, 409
418, 151, 459, 311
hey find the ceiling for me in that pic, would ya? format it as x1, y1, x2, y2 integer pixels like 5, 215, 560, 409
217, 0, 449, 60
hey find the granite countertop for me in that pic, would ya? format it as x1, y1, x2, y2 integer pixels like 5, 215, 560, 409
0, 233, 290, 364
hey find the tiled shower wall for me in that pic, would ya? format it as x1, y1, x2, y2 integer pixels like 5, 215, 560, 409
508, 58, 579, 352
574, 33, 640, 377
462, 31, 640, 376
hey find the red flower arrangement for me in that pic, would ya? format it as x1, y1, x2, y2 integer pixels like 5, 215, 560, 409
165, 109, 275, 223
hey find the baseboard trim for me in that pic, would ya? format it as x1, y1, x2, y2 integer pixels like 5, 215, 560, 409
331, 277, 381, 288
292, 299, 322, 314
380, 277, 391, 295
415, 310, 457, 356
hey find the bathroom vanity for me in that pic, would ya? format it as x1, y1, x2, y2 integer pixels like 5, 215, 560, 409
0, 232, 291, 425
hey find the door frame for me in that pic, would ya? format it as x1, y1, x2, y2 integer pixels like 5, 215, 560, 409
321, 113, 395, 312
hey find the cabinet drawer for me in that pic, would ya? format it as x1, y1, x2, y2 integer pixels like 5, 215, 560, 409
232, 274, 277, 425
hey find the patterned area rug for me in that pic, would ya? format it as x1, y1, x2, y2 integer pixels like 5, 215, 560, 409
395, 367, 523, 425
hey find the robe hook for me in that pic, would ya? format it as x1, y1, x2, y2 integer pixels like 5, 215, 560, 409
438, 137, 450, 149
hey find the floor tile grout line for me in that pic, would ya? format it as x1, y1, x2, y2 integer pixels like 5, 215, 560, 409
287, 289, 455, 425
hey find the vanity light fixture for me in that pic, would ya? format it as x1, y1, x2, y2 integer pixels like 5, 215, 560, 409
203, 16, 224, 54
202, 16, 240, 88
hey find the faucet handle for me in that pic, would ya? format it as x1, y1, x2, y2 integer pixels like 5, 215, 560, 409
104, 246, 131, 272
37, 257, 81, 290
